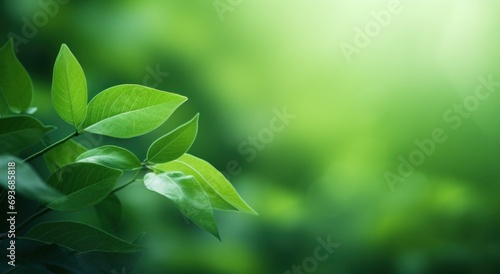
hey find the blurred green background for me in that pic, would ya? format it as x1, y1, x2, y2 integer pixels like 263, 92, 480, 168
2, 0, 500, 273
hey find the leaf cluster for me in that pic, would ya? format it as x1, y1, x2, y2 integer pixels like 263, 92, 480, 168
0, 39, 256, 273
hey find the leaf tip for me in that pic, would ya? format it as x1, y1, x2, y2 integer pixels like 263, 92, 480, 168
244, 207, 259, 216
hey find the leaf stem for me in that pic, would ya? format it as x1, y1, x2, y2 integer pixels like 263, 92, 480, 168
24, 131, 79, 162
110, 170, 141, 195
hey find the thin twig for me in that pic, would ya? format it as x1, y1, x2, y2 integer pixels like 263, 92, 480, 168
24, 131, 79, 162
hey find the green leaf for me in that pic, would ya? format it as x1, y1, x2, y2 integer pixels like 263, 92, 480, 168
76, 145, 141, 170
44, 139, 88, 173
52, 44, 88, 129
83, 84, 187, 138
0, 39, 33, 113
147, 113, 199, 164
0, 239, 142, 274
24, 221, 143, 253
0, 115, 55, 154
144, 171, 219, 239
0, 239, 82, 274
0, 155, 63, 203
47, 163, 122, 211
0, 89, 12, 117
155, 154, 257, 215
95, 193, 122, 233
132, 232, 146, 245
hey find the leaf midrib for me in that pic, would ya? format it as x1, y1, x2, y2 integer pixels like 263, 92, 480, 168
62, 54, 78, 128
84, 99, 182, 130
148, 126, 189, 161
171, 159, 234, 207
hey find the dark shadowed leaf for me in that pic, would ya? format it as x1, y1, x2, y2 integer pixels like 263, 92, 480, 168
132, 232, 146, 245
0, 238, 142, 274
0, 155, 63, 203
0, 239, 83, 274
0, 39, 33, 113
47, 163, 122, 211
95, 193, 122, 233
24, 221, 143, 253
0, 115, 55, 154
0, 89, 11, 117
44, 139, 88, 173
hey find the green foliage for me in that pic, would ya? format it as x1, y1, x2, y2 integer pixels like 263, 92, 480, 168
144, 171, 219, 239
44, 139, 88, 173
52, 44, 88, 130
24, 221, 143, 252
0, 115, 55, 154
155, 154, 258, 215
0, 155, 62, 203
95, 193, 122, 233
0, 91, 11, 117
47, 163, 123, 211
83, 84, 186, 138
0, 39, 32, 113
0, 40, 256, 271
147, 113, 199, 164
76, 145, 141, 170
0, 238, 142, 273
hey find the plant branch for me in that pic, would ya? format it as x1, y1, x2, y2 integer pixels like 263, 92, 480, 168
110, 170, 141, 195
24, 131, 79, 162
